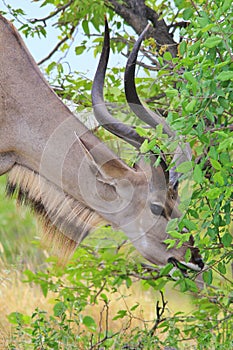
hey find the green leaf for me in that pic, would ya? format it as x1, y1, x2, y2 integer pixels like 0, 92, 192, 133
176, 161, 193, 173
222, 233, 232, 247
182, 218, 197, 231
154, 279, 167, 290
125, 276, 132, 288
213, 172, 224, 186
163, 51, 173, 61
179, 41, 186, 55
185, 99, 196, 112
184, 72, 196, 84
113, 309, 127, 320
217, 71, 233, 81
193, 164, 203, 184
165, 88, 178, 98
109, 86, 121, 97
218, 97, 229, 109
203, 36, 222, 48
177, 279, 188, 292
53, 302, 67, 317
160, 263, 174, 276
203, 270, 213, 285
100, 293, 108, 303
218, 262, 226, 275
135, 126, 148, 137
82, 19, 90, 36
83, 316, 96, 330
183, 8, 194, 20
222, 0, 231, 11
23, 269, 36, 282
163, 238, 176, 249
46, 61, 56, 74
7, 312, 28, 325
130, 303, 139, 311
168, 230, 183, 239
210, 158, 222, 170
189, 40, 200, 52
200, 23, 215, 33
185, 278, 199, 292
75, 45, 86, 55
218, 137, 233, 151
152, 153, 161, 165
206, 187, 222, 199
40, 281, 48, 298
140, 139, 149, 153
185, 248, 191, 263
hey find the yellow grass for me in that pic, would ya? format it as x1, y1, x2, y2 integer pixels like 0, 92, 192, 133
0, 259, 194, 349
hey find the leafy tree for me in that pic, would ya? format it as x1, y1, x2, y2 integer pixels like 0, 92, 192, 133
1, 0, 232, 349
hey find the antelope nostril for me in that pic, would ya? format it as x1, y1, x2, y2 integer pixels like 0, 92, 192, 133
195, 258, 204, 269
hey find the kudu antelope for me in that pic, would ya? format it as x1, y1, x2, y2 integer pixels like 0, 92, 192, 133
0, 15, 204, 273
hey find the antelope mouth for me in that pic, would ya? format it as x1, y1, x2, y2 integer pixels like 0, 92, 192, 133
168, 256, 204, 276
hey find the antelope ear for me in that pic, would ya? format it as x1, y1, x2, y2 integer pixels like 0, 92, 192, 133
100, 158, 131, 179
76, 135, 129, 182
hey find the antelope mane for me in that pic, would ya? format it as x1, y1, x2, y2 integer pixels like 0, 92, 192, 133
6, 165, 105, 262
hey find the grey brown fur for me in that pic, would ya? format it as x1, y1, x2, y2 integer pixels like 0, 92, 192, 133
6, 165, 104, 261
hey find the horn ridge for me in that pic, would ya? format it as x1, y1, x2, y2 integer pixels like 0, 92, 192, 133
124, 25, 193, 187
92, 19, 145, 149
92, 19, 169, 183
124, 24, 173, 137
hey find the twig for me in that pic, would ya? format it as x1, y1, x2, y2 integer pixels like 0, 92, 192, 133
38, 26, 75, 65
128, 272, 162, 280
29, 1, 73, 25
168, 21, 190, 30
92, 279, 107, 305
190, 0, 201, 17
121, 52, 157, 71
116, 239, 128, 253
204, 124, 233, 133
169, 9, 180, 32
112, 35, 160, 68
149, 291, 167, 336
145, 93, 166, 103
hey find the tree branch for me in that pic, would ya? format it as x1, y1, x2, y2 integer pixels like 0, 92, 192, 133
37, 26, 75, 65
149, 291, 167, 336
105, 0, 178, 56
29, 1, 74, 25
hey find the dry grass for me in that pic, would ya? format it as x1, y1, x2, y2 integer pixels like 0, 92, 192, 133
0, 259, 194, 349
0, 265, 52, 348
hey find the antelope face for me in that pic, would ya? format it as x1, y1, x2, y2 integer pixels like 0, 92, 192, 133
92, 158, 204, 273
118, 166, 204, 273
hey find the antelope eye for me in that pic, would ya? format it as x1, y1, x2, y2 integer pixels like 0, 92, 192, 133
150, 203, 164, 216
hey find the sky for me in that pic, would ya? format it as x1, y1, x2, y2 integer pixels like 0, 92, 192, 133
1, 0, 122, 78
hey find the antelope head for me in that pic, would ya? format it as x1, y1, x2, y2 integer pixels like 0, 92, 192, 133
91, 20, 204, 273
0, 15, 204, 273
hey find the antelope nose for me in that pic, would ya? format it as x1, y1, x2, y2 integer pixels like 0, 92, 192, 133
194, 257, 204, 270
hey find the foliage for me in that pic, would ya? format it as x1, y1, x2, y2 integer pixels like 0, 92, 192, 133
6, 246, 233, 349
0, 0, 232, 349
